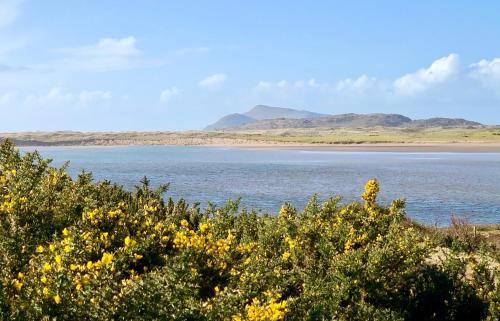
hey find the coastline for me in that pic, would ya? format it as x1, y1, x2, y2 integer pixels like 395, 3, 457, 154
15, 141, 500, 153
198, 142, 500, 153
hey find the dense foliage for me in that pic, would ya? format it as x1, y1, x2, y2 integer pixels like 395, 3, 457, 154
0, 139, 499, 320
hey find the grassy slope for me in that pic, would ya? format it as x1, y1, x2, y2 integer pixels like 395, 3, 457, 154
2, 127, 500, 146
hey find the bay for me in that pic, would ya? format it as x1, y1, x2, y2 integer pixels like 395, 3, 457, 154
21, 146, 500, 226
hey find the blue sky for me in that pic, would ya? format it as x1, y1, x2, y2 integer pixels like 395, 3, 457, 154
0, 0, 499, 131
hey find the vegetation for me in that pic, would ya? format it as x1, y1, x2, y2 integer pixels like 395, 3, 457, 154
2, 126, 500, 147
1, 139, 500, 320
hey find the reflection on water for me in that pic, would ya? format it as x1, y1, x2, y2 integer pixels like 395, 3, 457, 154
21, 146, 500, 226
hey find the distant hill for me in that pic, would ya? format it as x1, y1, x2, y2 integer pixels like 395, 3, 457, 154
204, 105, 326, 130
204, 105, 483, 131
204, 114, 255, 131
407, 118, 482, 128
236, 113, 412, 130
244, 105, 326, 120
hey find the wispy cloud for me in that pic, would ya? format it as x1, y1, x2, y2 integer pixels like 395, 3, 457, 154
199, 73, 227, 90
160, 86, 180, 103
79, 90, 112, 106
22, 87, 113, 106
52, 36, 141, 72
0, 0, 23, 28
255, 78, 329, 92
335, 75, 378, 92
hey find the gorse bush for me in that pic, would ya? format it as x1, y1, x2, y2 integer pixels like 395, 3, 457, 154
0, 139, 499, 320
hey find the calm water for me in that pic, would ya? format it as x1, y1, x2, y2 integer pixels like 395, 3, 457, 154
20, 146, 500, 226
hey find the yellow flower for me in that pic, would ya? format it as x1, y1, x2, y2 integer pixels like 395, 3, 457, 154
361, 179, 379, 209
41, 275, 48, 284
17, 272, 24, 279
43, 263, 51, 272
13, 279, 23, 292
36, 245, 44, 253
101, 252, 113, 265
86, 261, 93, 269
70, 264, 78, 271
199, 223, 209, 233
134, 253, 143, 261
279, 205, 288, 217
64, 245, 72, 253
124, 236, 136, 247
55, 255, 62, 264
49, 244, 56, 252
62, 228, 69, 237
43, 287, 49, 297
180, 219, 189, 227
282, 251, 291, 260
53, 294, 61, 304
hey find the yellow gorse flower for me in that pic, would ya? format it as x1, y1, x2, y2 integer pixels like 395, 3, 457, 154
43, 263, 51, 272
361, 179, 379, 209
238, 297, 288, 321
101, 252, 113, 265
124, 236, 136, 248
12, 279, 23, 292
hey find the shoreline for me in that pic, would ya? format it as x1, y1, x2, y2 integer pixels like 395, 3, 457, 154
15, 141, 500, 153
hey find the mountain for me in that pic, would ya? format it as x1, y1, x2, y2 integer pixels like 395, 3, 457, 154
204, 113, 255, 131
204, 105, 483, 131
204, 105, 326, 130
235, 113, 413, 130
244, 105, 326, 120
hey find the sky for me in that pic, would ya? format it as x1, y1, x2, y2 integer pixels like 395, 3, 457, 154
0, 0, 500, 131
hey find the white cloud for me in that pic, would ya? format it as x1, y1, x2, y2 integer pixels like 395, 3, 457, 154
255, 78, 328, 92
393, 53, 460, 96
0, 0, 22, 28
29, 87, 73, 105
54, 36, 141, 72
470, 58, 500, 90
160, 86, 180, 103
255, 81, 273, 91
199, 73, 227, 90
336, 74, 378, 92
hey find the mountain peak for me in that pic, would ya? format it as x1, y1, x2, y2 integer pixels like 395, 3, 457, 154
204, 105, 327, 130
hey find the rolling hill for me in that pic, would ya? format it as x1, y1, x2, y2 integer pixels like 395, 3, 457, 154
205, 105, 482, 130
204, 105, 326, 130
